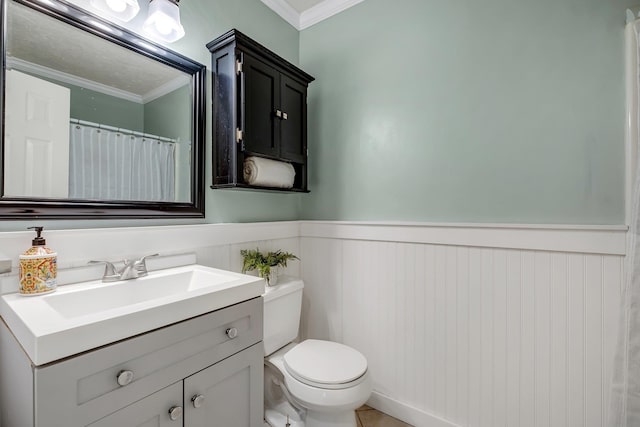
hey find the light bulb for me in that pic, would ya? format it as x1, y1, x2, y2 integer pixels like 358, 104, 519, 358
90, 0, 140, 21
105, 0, 127, 13
143, 0, 185, 42
154, 14, 173, 35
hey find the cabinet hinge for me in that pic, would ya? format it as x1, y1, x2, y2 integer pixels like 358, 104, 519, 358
236, 128, 243, 143
235, 59, 243, 75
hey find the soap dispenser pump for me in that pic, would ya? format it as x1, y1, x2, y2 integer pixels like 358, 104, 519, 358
19, 226, 57, 295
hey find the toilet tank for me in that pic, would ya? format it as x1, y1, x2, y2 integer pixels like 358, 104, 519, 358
262, 278, 304, 356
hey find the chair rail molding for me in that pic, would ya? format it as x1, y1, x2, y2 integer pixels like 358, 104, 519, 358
300, 221, 627, 255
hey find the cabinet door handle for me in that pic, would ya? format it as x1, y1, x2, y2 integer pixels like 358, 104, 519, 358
191, 394, 205, 408
168, 406, 183, 421
282, 112, 288, 120
275, 109, 282, 118
226, 327, 238, 339
116, 370, 134, 386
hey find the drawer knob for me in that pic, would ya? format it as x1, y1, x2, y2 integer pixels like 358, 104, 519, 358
116, 370, 134, 386
168, 406, 183, 421
191, 394, 205, 408
225, 327, 238, 339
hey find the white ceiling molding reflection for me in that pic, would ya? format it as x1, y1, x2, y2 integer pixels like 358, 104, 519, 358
6, 56, 143, 103
261, 0, 365, 30
142, 73, 191, 103
6, 56, 189, 104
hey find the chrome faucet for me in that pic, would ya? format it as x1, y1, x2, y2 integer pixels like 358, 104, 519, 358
90, 254, 159, 282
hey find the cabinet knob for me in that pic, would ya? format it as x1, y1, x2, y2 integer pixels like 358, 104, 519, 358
225, 327, 238, 339
282, 112, 288, 120
275, 109, 282, 118
168, 406, 183, 421
191, 394, 205, 408
116, 370, 134, 386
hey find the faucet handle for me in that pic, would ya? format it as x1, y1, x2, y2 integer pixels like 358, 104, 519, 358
133, 253, 159, 276
88, 260, 119, 281
138, 253, 159, 263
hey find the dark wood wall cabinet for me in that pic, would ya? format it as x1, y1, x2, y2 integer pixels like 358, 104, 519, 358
207, 29, 315, 192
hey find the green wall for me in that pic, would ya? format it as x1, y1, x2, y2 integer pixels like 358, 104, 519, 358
144, 85, 191, 141
300, 0, 634, 224
70, 86, 143, 130
3, 0, 635, 230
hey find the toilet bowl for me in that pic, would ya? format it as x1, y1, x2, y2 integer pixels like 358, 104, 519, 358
262, 278, 372, 427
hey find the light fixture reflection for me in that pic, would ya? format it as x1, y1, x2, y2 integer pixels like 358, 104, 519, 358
143, 0, 185, 43
90, 0, 140, 21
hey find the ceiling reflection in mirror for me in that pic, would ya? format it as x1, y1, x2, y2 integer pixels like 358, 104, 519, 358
4, 0, 195, 205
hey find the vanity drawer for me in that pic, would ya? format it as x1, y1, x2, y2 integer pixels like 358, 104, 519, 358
34, 297, 262, 427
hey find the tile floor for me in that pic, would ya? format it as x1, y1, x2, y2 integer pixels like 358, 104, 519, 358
356, 405, 413, 427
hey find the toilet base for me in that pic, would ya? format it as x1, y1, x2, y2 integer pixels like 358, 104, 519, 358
265, 409, 357, 427
305, 410, 357, 427
265, 408, 304, 427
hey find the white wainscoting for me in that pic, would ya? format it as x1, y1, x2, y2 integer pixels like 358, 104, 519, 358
300, 222, 627, 427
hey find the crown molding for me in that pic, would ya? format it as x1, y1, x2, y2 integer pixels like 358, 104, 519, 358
299, 0, 365, 30
6, 56, 189, 105
261, 0, 301, 29
6, 56, 143, 104
261, 0, 365, 31
142, 74, 191, 103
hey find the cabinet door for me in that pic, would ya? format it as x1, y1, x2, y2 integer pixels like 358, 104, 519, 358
279, 74, 307, 164
87, 381, 183, 427
184, 343, 263, 427
241, 53, 279, 159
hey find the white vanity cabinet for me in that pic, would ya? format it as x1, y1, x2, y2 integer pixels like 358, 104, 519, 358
0, 297, 264, 427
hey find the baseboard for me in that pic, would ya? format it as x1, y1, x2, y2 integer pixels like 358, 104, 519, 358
367, 391, 458, 427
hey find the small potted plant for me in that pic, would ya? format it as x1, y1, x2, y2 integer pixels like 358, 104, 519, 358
240, 248, 298, 286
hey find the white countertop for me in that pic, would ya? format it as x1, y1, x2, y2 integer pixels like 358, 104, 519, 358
0, 264, 265, 365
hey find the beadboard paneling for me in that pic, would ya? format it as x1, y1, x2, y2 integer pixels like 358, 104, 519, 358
301, 228, 624, 427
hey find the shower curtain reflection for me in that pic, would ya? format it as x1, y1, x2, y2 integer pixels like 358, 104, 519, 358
68, 121, 176, 202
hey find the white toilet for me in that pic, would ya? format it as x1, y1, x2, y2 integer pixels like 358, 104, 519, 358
263, 278, 372, 427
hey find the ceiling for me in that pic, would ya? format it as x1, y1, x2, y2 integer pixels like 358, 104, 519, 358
261, 0, 365, 30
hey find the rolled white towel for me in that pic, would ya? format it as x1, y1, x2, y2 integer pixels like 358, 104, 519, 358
243, 156, 295, 188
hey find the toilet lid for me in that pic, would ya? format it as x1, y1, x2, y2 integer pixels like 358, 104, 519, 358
283, 340, 367, 386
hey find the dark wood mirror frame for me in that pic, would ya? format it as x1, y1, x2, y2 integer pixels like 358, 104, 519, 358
0, 0, 206, 219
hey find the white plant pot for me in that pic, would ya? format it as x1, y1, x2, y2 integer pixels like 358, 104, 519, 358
265, 266, 279, 286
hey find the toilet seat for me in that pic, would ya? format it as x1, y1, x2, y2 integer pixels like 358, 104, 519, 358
283, 340, 368, 390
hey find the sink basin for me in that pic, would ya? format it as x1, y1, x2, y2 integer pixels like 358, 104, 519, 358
44, 267, 247, 319
0, 264, 264, 365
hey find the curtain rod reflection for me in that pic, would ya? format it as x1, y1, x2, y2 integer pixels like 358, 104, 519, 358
69, 118, 179, 144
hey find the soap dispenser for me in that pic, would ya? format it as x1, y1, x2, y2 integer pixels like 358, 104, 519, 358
19, 226, 57, 295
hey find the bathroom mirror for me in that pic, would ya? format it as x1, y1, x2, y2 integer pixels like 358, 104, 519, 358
0, 0, 205, 218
